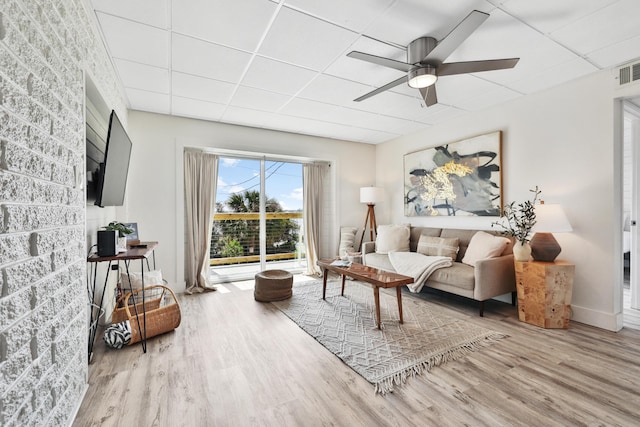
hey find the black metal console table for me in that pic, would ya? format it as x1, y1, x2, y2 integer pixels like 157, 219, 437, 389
86, 242, 158, 363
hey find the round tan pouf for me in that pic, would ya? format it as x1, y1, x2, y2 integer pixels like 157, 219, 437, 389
254, 270, 293, 302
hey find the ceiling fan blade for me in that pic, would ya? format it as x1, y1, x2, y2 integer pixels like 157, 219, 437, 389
419, 85, 438, 107
347, 51, 412, 72
424, 10, 489, 65
438, 58, 520, 76
354, 76, 407, 102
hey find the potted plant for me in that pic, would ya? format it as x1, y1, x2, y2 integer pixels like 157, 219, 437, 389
102, 221, 133, 252
492, 187, 541, 261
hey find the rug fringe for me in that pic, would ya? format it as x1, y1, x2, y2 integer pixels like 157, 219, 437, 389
374, 332, 508, 395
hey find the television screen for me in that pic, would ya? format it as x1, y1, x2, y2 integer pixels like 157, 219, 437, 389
95, 110, 132, 207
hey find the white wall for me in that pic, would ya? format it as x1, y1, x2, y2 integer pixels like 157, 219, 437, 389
125, 111, 376, 293
377, 69, 640, 331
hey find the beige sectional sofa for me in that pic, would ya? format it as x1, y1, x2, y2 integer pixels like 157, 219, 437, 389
362, 226, 516, 316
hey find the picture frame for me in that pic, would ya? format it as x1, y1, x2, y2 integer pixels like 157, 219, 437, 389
123, 222, 140, 244
404, 131, 502, 217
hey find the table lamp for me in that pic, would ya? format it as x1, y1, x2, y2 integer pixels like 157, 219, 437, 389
358, 186, 385, 251
530, 202, 573, 262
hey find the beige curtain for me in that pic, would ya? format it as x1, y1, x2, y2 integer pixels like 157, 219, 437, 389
184, 150, 218, 294
303, 163, 327, 276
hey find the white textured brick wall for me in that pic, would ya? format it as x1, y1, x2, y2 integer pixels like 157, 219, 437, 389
0, 0, 126, 425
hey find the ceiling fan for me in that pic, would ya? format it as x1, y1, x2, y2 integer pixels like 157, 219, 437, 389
347, 10, 519, 107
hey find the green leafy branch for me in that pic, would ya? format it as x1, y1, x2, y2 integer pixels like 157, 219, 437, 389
492, 187, 541, 245
102, 221, 133, 237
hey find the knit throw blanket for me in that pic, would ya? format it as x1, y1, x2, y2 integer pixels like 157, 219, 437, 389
388, 251, 452, 293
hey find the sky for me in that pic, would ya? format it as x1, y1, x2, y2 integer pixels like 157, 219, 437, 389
216, 157, 303, 211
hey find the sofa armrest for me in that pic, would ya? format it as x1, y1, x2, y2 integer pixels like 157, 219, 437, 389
362, 241, 375, 255
473, 254, 516, 301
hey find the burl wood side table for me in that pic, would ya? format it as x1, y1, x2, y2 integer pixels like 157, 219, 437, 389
514, 260, 575, 328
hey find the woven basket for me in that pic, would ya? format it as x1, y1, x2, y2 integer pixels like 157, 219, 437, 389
112, 285, 181, 345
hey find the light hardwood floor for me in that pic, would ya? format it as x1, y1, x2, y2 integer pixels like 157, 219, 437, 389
74, 277, 640, 427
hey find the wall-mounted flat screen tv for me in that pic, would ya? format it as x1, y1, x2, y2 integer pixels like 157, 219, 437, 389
94, 110, 132, 207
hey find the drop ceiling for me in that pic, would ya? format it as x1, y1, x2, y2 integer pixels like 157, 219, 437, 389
90, 0, 640, 144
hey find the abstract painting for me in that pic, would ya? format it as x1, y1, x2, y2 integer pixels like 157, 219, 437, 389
404, 131, 502, 217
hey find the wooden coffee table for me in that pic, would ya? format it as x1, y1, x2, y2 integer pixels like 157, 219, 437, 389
317, 259, 414, 329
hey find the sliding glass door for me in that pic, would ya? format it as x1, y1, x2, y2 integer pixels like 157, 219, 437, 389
210, 157, 305, 282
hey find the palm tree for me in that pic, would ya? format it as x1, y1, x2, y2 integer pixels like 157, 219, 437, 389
212, 190, 299, 261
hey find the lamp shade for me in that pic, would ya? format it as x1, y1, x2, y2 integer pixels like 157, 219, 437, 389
532, 203, 573, 233
360, 187, 385, 204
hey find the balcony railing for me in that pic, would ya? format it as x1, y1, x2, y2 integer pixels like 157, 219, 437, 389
210, 212, 304, 266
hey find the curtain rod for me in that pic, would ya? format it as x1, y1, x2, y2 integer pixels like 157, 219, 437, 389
184, 146, 331, 166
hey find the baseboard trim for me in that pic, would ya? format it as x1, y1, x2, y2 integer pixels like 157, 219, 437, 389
571, 304, 623, 332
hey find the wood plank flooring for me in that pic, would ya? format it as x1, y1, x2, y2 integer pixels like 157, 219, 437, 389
73, 277, 640, 427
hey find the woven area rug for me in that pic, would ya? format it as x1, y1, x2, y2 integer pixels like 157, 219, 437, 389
272, 279, 507, 394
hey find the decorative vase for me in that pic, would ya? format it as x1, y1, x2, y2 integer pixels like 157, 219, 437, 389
117, 237, 128, 253
513, 241, 532, 262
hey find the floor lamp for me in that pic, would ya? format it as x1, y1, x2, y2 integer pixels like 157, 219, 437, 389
358, 187, 385, 251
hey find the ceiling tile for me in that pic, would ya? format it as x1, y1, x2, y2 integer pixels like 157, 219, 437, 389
242, 56, 318, 95
453, 84, 522, 111
501, 0, 619, 34
353, 128, 402, 144
298, 74, 373, 106
413, 104, 467, 125
435, 74, 509, 105
230, 86, 291, 111
324, 36, 407, 87
279, 98, 341, 121
172, 0, 277, 51
326, 106, 381, 128
221, 106, 274, 127
92, 0, 169, 28
260, 113, 327, 135
550, 0, 640, 56
363, 1, 497, 47
172, 33, 253, 83
283, 0, 395, 32
377, 93, 439, 121
507, 57, 597, 94
346, 110, 426, 134
96, 13, 169, 67
348, 89, 422, 116
114, 59, 169, 93
445, 9, 540, 63
90, 0, 639, 144
125, 88, 171, 114
587, 34, 640, 68
259, 6, 360, 71
478, 35, 581, 86
171, 96, 227, 121
172, 72, 236, 105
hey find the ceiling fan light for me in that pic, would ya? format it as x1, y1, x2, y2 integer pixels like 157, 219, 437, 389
408, 67, 437, 88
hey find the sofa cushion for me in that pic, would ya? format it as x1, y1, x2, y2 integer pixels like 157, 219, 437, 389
417, 235, 459, 261
461, 231, 510, 266
429, 262, 475, 291
375, 224, 410, 254
439, 229, 479, 261
409, 227, 442, 252
338, 226, 357, 259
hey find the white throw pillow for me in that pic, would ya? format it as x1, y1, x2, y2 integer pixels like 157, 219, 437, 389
461, 231, 510, 266
375, 224, 410, 254
338, 227, 358, 259
120, 270, 163, 290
